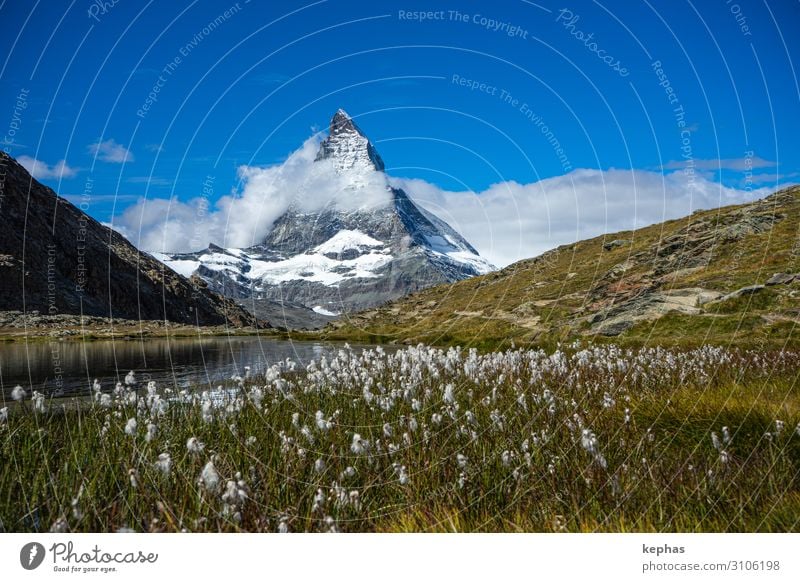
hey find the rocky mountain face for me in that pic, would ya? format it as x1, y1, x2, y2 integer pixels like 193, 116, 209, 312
326, 186, 800, 348
159, 110, 494, 323
0, 151, 258, 327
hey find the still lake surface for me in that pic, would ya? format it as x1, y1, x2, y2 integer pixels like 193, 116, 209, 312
0, 336, 378, 399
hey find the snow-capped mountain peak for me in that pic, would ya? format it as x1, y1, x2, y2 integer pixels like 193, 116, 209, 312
158, 109, 495, 324
315, 108, 385, 174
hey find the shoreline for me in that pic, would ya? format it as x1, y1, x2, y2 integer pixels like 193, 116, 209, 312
0, 311, 286, 343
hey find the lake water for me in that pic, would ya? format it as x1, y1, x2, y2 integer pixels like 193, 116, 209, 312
0, 336, 375, 400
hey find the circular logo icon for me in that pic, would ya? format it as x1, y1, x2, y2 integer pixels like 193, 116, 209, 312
20, 542, 46, 570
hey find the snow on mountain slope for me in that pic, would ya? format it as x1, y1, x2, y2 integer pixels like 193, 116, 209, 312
313, 229, 385, 255
159, 110, 495, 317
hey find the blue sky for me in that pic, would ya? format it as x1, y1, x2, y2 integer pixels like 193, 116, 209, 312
1, 0, 798, 265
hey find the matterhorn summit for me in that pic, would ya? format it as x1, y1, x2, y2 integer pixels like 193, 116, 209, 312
158, 109, 495, 327
315, 109, 386, 174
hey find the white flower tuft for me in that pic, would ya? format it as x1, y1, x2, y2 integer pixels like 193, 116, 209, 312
128, 468, 139, 488
200, 459, 221, 493
580, 428, 608, 469
443, 384, 455, 404
186, 437, 205, 454
350, 433, 368, 455
124, 418, 137, 437
154, 453, 172, 476
31, 391, 45, 413
145, 423, 157, 443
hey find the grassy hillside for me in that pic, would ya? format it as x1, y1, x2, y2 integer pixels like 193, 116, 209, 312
318, 187, 800, 350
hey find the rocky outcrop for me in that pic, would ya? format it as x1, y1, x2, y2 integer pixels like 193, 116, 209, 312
602, 239, 631, 251
581, 192, 793, 334
766, 272, 798, 286
591, 288, 718, 335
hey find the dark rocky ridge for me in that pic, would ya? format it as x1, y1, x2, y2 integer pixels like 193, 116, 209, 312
0, 151, 258, 327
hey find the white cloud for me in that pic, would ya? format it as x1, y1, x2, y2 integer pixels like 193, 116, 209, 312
113, 136, 393, 253
111, 132, 779, 268
17, 155, 78, 179
391, 168, 776, 267
88, 139, 134, 163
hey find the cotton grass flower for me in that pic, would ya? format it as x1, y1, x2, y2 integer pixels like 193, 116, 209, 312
71, 485, 84, 520
200, 459, 221, 493
124, 418, 137, 437
711, 432, 722, 452
300, 425, 315, 444
0, 407, 7, 424
201, 400, 214, 424
323, 515, 338, 533
31, 391, 45, 413
145, 423, 158, 443
11, 385, 26, 402
350, 433, 368, 455
315, 410, 333, 431
397, 465, 409, 485
222, 478, 248, 506
348, 490, 361, 511
443, 384, 455, 404
580, 429, 608, 469
312, 488, 326, 513
187, 436, 205, 454
154, 453, 172, 476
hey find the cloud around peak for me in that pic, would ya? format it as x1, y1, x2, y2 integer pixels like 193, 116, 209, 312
113, 136, 393, 253
110, 128, 781, 267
